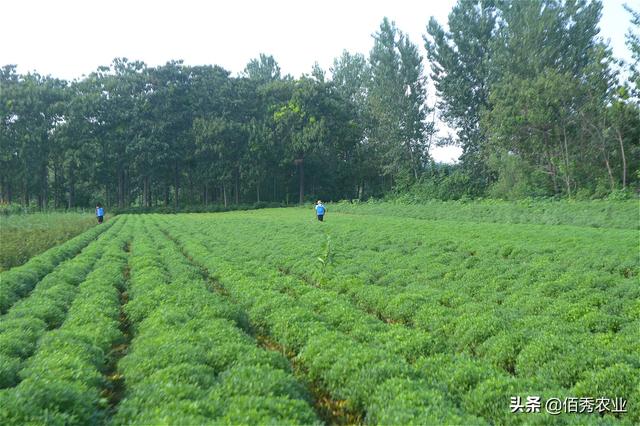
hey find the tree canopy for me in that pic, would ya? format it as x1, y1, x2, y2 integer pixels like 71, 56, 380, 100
1, 1, 638, 209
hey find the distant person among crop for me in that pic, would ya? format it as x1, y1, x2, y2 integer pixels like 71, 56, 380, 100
96, 203, 104, 224
315, 200, 326, 222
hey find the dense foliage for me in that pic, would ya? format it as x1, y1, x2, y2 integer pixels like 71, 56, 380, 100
0, 204, 637, 423
426, 0, 640, 198
1, 0, 638, 209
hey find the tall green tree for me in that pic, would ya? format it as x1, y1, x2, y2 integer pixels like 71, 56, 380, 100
331, 51, 371, 198
274, 77, 325, 204
244, 53, 281, 83
148, 61, 192, 207
193, 116, 247, 206
369, 18, 431, 187
398, 34, 432, 180
0, 65, 20, 204
482, 0, 606, 196
87, 58, 148, 207
625, 4, 640, 95
4, 73, 66, 207
425, 0, 499, 193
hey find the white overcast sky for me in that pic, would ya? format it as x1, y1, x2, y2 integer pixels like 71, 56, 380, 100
1, 0, 635, 163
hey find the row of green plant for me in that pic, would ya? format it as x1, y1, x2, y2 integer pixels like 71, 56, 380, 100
0, 212, 102, 271
158, 221, 451, 424
1, 208, 635, 424
111, 216, 319, 424
0, 225, 130, 424
0, 218, 115, 313
328, 199, 640, 229
156, 210, 639, 424
109, 201, 286, 215
157, 215, 489, 424
156, 217, 432, 362
0, 218, 128, 389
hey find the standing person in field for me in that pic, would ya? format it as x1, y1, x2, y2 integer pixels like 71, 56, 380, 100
315, 200, 326, 222
96, 203, 104, 224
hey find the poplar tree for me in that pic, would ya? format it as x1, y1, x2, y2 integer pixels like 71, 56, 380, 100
425, 0, 499, 193
369, 18, 430, 186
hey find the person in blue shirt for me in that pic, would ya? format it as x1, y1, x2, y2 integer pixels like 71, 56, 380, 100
96, 203, 105, 224
315, 200, 326, 222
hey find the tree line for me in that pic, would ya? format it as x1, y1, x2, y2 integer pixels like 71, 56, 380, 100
1, 0, 638, 210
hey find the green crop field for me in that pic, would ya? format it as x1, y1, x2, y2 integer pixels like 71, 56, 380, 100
0, 212, 100, 272
0, 203, 638, 425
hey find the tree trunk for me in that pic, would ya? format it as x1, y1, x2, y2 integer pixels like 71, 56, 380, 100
124, 169, 130, 207
144, 176, 151, 207
174, 163, 179, 209
603, 151, 615, 191
118, 168, 125, 208
53, 166, 59, 209
143, 177, 147, 207
548, 161, 559, 195
273, 175, 277, 201
256, 181, 260, 203
407, 142, 419, 180
222, 182, 228, 207
37, 167, 42, 210
164, 183, 169, 207
23, 178, 29, 207
561, 127, 571, 197
40, 163, 48, 211
234, 167, 240, 205
6, 180, 12, 204
298, 159, 304, 205
616, 128, 627, 189
68, 169, 75, 209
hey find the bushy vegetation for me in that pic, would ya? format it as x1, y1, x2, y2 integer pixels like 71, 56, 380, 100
0, 203, 637, 424
152, 206, 638, 424
113, 216, 318, 424
0, 218, 126, 389
0, 219, 114, 313
0, 220, 130, 424
0, 212, 101, 271
331, 199, 640, 229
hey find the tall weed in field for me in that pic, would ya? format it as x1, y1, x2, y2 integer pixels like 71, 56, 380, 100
0, 212, 99, 270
